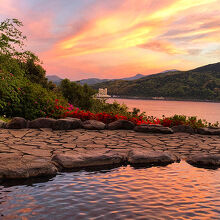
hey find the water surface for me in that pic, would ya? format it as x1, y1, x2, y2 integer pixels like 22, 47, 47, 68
108, 98, 220, 123
0, 161, 220, 219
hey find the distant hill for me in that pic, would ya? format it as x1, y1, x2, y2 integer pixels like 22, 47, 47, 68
121, 73, 145, 81
46, 71, 178, 86
47, 75, 63, 85
77, 78, 110, 85
77, 73, 146, 85
160, 69, 178, 73
92, 62, 220, 101
47, 73, 148, 85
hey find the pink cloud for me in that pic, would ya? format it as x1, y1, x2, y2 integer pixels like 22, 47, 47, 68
139, 41, 185, 54
1, 0, 220, 79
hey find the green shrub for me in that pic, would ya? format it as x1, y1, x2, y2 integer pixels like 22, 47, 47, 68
0, 69, 67, 120
59, 79, 96, 110
0, 116, 9, 122
90, 99, 130, 115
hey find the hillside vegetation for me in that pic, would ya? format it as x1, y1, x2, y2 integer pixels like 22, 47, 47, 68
93, 63, 220, 101
0, 19, 138, 120
0, 19, 219, 126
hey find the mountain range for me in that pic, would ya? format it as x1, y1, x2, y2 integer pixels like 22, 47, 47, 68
46, 75, 63, 85
92, 62, 220, 101
46, 73, 146, 85
47, 70, 178, 85
46, 62, 220, 101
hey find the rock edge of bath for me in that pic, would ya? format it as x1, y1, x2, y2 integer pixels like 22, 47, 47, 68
0, 149, 180, 181
1, 148, 220, 181
2, 117, 220, 135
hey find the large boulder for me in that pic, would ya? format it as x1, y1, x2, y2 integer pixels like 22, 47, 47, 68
107, 120, 135, 130
128, 149, 179, 166
52, 149, 128, 169
0, 156, 58, 180
5, 117, 27, 129
82, 120, 106, 130
172, 125, 195, 134
28, 118, 56, 129
0, 120, 6, 128
197, 127, 220, 135
134, 124, 173, 134
186, 154, 220, 168
52, 118, 82, 130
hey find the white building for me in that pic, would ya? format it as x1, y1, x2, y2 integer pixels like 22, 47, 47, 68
95, 88, 111, 98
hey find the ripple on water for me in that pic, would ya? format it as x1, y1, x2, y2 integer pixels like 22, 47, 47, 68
0, 161, 220, 219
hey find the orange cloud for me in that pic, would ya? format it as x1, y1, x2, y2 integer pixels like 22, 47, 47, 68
1, 0, 219, 79
139, 41, 186, 54
46, 0, 219, 60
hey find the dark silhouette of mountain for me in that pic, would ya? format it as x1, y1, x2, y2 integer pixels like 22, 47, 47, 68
92, 62, 220, 101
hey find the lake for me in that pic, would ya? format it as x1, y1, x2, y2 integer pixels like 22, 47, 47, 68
108, 98, 220, 123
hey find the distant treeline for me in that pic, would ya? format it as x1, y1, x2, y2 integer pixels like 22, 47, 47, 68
92, 63, 220, 101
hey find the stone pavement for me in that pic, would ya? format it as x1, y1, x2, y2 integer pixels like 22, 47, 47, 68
0, 128, 220, 180
1, 128, 219, 159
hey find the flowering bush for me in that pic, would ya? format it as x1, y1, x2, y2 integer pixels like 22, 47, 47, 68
160, 115, 209, 128
1, 69, 217, 127
46, 102, 219, 128
46, 101, 150, 125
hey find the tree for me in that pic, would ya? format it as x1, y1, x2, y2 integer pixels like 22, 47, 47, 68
60, 79, 96, 110
0, 18, 56, 90
23, 57, 56, 89
0, 18, 27, 59
0, 18, 42, 63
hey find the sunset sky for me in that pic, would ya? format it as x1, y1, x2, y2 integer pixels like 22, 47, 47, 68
0, 0, 220, 80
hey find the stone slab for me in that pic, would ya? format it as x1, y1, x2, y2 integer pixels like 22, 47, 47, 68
0, 156, 58, 180
128, 149, 179, 165
52, 149, 129, 169
186, 154, 220, 167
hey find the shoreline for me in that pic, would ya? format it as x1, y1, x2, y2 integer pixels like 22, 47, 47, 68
109, 96, 220, 103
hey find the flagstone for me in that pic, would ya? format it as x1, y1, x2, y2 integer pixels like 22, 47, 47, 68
0, 128, 219, 180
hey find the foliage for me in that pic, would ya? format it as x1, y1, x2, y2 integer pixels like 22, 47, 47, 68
47, 99, 219, 128
0, 18, 55, 89
0, 18, 26, 58
0, 69, 67, 120
0, 53, 24, 77
90, 99, 130, 115
23, 56, 56, 90
59, 79, 96, 110
0, 18, 219, 128
0, 18, 63, 119
92, 62, 220, 101
0, 18, 35, 62
160, 115, 205, 128
161, 115, 219, 128
0, 115, 9, 122
49, 100, 149, 125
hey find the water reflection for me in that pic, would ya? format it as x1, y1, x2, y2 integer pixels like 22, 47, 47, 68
0, 161, 220, 219
1, 176, 54, 187
108, 98, 220, 123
